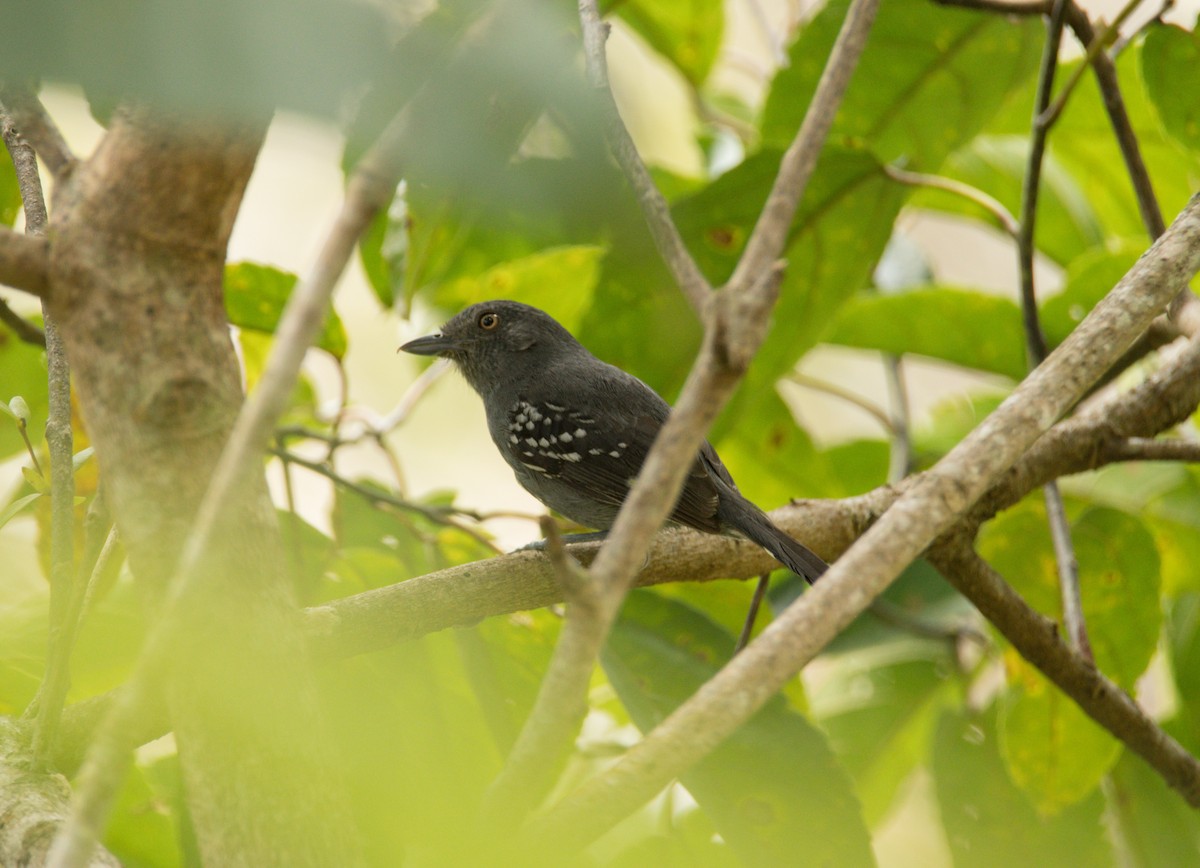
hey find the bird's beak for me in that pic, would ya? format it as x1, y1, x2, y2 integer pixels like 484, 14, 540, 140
399, 332, 460, 357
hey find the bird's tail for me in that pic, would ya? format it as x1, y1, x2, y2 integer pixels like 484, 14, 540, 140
718, 494, 828, 584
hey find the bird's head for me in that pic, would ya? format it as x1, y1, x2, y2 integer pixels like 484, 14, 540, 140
399, 300, 583, 395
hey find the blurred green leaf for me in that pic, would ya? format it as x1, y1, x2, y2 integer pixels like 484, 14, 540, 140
824, 286, 1026, 379
1142, 24, 1200, 154
225, 262, 347, 359
1039, 244, 1143, 348
237, 330, 320, 429
0, 335, 48, 460
914, 391, 1009, 464
358, 200, 406, 310
1070, 508, 1161, 689
1, 0, 390, 122
986, 45, 1200, 241
809, 642, 959, 824
933, 707, 1112, 866
433, 245, 606, 333
0, 158, 19, 226
0, 492, 41, 531
616, 0, 724, 86
998, 657, 1122, 814
604, 590, 875, 867
763, 0, 1041, 169
981, 501, 1161, 690
105, 761, 183, 868
1108, 747, 1200, 865
910, 135, 1102, 265
318, 633, 503, 863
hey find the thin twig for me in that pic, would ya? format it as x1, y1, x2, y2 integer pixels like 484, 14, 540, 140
1, 104, 78, 766
0, 296, 45, 345
1037, 0, 1144, 128
0, 86, 76, 179
883, 355, 913, 483
1016, 0, 1093, 660
578, 0, 712, 314
884, 164, 1020, 238
273, 447, 502, 555
47, 108, 413, 868
1060, 1, 1165, 240
788, 371, 895, 434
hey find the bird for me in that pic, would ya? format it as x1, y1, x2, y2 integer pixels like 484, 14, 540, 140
400, 299, 827, 647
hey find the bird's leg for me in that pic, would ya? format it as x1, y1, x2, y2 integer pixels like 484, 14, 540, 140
735, 572, 772, 653
516, 529, 610, 552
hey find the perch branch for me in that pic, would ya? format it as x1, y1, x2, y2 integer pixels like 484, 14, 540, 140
481, 0, 881, 825
522, 195, 1200, 848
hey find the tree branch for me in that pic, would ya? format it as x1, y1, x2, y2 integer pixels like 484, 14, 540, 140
48, 109, 411, 866
928, 540, 1200, 806
51, 322, 1200, 787
0, 296, 44, 344
481, 0, 881, 825
0, 86, 76, 180
0, 103, 78, 766
577, 0, 711, 314
523, 194, 1200, 849
0, 226, 48, 297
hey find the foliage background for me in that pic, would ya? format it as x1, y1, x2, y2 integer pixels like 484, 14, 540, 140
1, 0, 1199, 864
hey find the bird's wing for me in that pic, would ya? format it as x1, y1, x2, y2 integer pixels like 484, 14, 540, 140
504, 395, 722, 534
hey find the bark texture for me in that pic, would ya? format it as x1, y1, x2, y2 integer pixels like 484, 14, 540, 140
43, 108, 361, 866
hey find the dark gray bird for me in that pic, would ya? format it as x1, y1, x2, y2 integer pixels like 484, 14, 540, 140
401, 300, 827, 641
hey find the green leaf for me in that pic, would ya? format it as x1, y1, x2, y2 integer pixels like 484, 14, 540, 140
1142, 24, 1200, 154
809, 641, 959, 824
432, 245, 605, 334
0, 492, 41, 531
1039, 244, 1143, 348
358, 201, 406, 310
669, 145, 905, 446
932, 707, 1113, 865
985, 45, 1200, 241
224, 262, 347, 359
999, 657, 1122, 814
2, 0, 390, 123
1069, 508, 1161, 689
824, 286, 1026, 379
615, 0, 724, 86
72, 446, 95, 471
914, 391, 1008, 463
911, 135, 1103, 265
603, 590, 875, 867
762, 0, 1041, 169
1107, 748, 1200, 865
0, 158, 19, 227
104, 760, 183, 868
0, 337, 48, 461
981, 501, 1161, 690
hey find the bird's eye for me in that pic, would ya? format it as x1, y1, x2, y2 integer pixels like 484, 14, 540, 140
478, 312, 500, 330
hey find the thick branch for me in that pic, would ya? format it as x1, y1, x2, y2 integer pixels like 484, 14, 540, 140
0, 227, 48, 297
928, 541, 1200, 806
524, 195, 1200, 848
